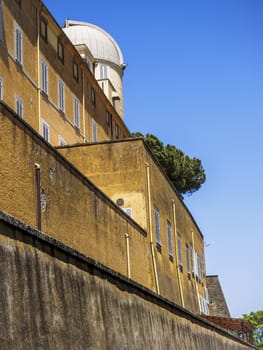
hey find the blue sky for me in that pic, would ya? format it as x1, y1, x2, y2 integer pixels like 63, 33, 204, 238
44, 0, 263, 318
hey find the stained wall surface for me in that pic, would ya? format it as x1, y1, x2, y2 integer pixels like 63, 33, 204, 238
0, 212, 255, 350
0, 102, 150, 290
58, 140, 207, 314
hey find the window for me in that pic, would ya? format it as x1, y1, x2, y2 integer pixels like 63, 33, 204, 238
15, 96, 23, 118
197, 253, 202, 281
199, 294, 209, 315
194, 250, 198, 278
106, 111, 112, 127
99, 63, 108, 79
91, 87, 96, 105
167, 221, 173, 258
15, 23, 23, 64
186, 244, 191, 276
73, 61, 79, 82
73, 96, 80, 128
122, 208, 132, 217
58, 79, 65, 113
58, 135, 66, 146
92, 119, 97, 142
190, 244, 195, 276
115, 123, 119, 138
84, 57, 92, 72
40, 17, 48, 43
41, 119, 50, 142
177, 234, 183, 269
0, 78, 3, 100
57, 40, 64, 63
41, 59, 48, 94
154, 206, 161, 247
0, 1, 3, 41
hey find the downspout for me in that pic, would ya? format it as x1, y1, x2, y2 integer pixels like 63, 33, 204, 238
36, 7, 41, 133
35, 163, 41, 230
192, 229, 201, 313
124, 233, 131, 278
82, 70, 86, 141
145, 162, 160, 294
172, 200, 185, 307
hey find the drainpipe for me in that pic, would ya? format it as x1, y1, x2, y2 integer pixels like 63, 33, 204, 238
172, 200, 185, 307
192, 229, 201, 313
35, 163, 41, 230
125, 233, 131, 278
82, 70, 86, 141
36, 7, 41, 133
145, 162, 160, 294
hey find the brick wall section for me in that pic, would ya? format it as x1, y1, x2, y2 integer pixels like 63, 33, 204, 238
206, 275, 231, 317
202, 315, 254, 345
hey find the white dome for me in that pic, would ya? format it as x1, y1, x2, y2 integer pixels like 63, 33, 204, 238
63, 20, 125, 67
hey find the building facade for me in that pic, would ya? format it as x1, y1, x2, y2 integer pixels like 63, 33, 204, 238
0, 0, 129, 147
0, 0, 225, 319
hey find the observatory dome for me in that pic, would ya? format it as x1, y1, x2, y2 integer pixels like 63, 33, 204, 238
63, 20, 125, 67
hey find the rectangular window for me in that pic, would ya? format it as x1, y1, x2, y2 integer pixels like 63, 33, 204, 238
106, 111, 112, 127
190, 244, 195, 275
15, 96, 23, 118
58, 79, 65, 113
197, 253, 202, 281
41, 119, 50, 142
0, 77, 3, 100
41, 59, 48, 94
154, 206, 161, 247
194, 250, 198, 278
167, 221, 173, 258
99, 63, 108, 79
177, 234, 183, 269
73, 96, 80, 128
73, 61, 79, 82
186, 244, 191, 276
15, 23, 23, 64
57, 40, 64, 63
122, 208, 132, 217
115, 123, 119, 138
0, 1, 3, 41
91, 87, 96, 105
92, 119, 97, 142
40, 17, 48, 43
58, 135, 66, 146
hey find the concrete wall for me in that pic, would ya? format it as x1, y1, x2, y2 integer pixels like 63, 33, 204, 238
0, 211, 255, 350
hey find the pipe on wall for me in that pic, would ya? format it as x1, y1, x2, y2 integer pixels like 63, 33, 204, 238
82, 70, 86, 142
145, 162, 160, 294
172, 200, 185, 307
124, 233, 131, 279
37, 7, 41, 134
35, 163, 41, 231
191, 229, 201, 313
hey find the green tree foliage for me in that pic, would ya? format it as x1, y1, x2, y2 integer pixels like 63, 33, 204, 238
243, 311, 263, 349
132, 132, 206, 196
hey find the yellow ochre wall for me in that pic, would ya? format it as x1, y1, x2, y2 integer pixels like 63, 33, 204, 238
58, 139, 207, 314
0, 0, 129, 146
0, 103, 150, 293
